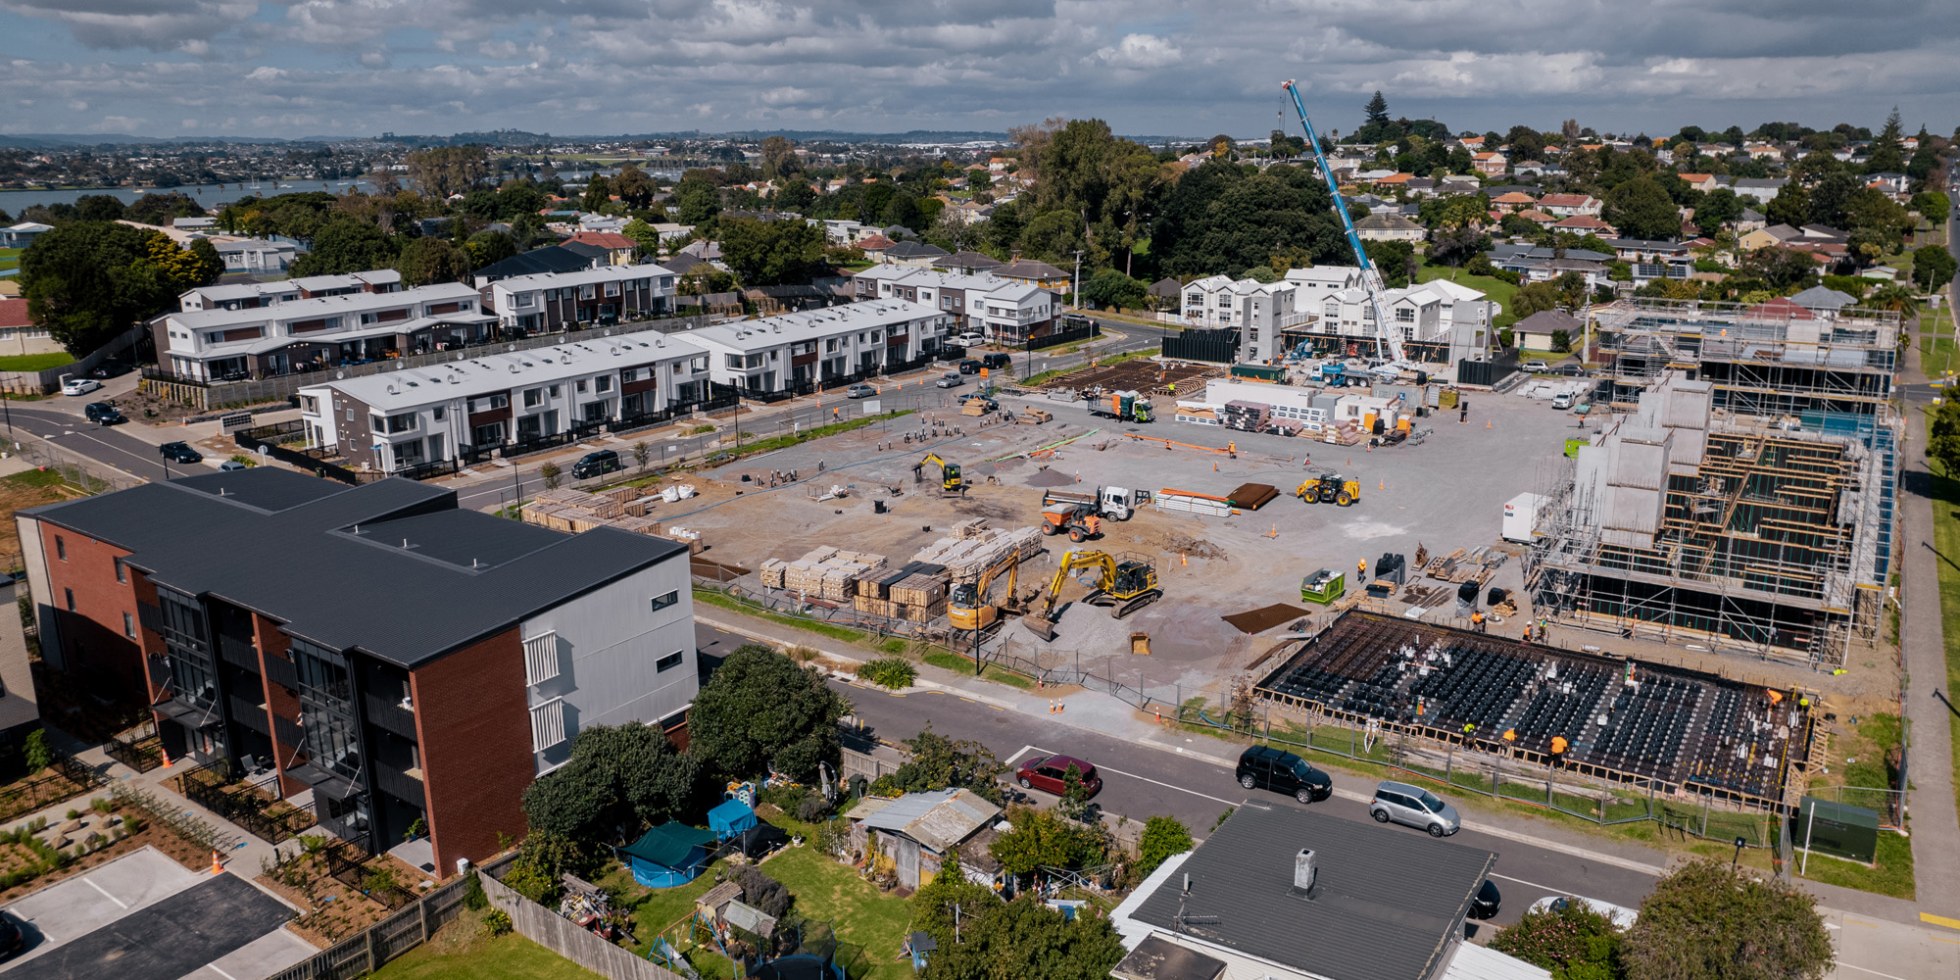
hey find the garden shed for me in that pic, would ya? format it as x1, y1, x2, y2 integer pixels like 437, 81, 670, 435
849, 788, 1001, 890
622, 822, 720, 888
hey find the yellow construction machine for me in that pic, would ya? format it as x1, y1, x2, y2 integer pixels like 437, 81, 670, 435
1024, 550, 1163, 641
1296, 471, 1360, 506
916, 452, 965, 495
947, 553, 1029, 631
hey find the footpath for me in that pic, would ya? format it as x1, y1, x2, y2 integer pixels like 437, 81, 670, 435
697, 605, 1960, 980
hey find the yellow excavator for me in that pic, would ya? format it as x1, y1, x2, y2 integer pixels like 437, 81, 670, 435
1025, 550, 1163, 641
947, 553, 1028, 631
915, 452, 965, 495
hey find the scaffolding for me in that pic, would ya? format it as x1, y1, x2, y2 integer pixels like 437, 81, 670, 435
1527, 371, 1894, 667
1595, 297, 1899, 417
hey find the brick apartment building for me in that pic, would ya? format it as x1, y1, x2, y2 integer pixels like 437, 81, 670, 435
17, 470, 696, 872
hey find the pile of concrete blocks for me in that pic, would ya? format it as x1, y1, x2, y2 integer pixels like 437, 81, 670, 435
912, 526, 1044, 583
760, 546, 888, 600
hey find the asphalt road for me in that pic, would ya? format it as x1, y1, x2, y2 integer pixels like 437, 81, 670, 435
695, 622, 1657, 928
0, 399, 175, 483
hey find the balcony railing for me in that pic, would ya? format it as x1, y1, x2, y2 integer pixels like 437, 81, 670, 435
216, 634, 260, 673
363, 692, 419, 740
372, 764, 426, 805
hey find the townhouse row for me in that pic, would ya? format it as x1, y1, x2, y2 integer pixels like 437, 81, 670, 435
299, 299, 955, 475
154, 264, 681, 383
19, 471, 697, 873
1178, 266, 1496, 366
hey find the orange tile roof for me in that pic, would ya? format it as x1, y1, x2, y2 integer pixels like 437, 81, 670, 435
1492, 192, 1537, 204
1676, 173, 1714, 183
568, 231, 636, 251
856, 233, 896, 250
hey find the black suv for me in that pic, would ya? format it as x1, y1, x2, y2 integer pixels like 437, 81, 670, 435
957, 358, 983, 374
1236, 745, 1332, 804
981, 352, 1013, 369
84, 402, 125, 425
570, 449, 621, 480
159, 441, 202, 464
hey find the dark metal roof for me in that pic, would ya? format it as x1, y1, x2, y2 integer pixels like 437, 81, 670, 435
473, 245, 595, 280
27, 472, 686, 669
1128, 804, 1493, 980
1113, 935, 1227, 980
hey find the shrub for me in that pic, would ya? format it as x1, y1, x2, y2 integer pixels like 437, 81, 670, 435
812, 817, 848, 857
734, 865, 791, 919
1135, 817, 1194, 878
24, 730, 50, 772
64, 808, 79, 821
463, 869, 488, 911
858, 657, 917, 690
1551, 329, 1572, 353
795, 793, 832, 824
91, 798, 113, 816
363, 866, 401, 896
484, 909, 513, 936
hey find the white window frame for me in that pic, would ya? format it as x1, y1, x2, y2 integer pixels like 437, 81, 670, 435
524, 632, 560, 686
530, 697, 567, 752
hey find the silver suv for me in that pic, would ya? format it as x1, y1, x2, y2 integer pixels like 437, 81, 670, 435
1369, 780, 1461, 837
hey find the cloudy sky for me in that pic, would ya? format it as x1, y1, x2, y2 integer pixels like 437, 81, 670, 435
1, 0, 1953, 140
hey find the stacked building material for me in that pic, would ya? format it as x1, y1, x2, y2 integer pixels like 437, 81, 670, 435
854, 561, 950, 622
764, 547, 887, 599
912, 527, 1044, 583
1219, 400, 1271, 433
1227, 483, 1280, 510
518, 485, 699, 550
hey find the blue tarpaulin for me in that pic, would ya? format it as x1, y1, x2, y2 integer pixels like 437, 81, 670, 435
709, 798, 758, 839
621, 822, 719, 888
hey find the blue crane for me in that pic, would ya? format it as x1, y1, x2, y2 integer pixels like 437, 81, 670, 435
1281, 79, 1408, 372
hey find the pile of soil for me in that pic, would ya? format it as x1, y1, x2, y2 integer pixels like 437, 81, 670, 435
1222, 603, 1311, 635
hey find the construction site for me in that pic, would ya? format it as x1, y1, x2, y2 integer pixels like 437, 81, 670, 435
1527, 297, 1901, 669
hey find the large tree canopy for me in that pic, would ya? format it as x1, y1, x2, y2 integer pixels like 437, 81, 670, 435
1602, 175, 1683, 241
717, 217, 827, 286
688, 645, 848, 781
1151, 161, 1344, 277
520, 723, 699, 844
20, 222, 219, 354
1622, 860, 1833, 980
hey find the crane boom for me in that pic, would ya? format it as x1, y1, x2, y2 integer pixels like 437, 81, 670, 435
1281, 79, 1407, 369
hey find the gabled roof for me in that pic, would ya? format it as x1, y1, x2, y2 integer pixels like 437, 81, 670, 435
1148, 277, 1182, 298
883, 240, 949, 260
567, 230, 636, 251
1491, 192, 1537, 205
1746, 296, 1815, 319
1790, 285, 1855, 311
1355, 212, 1422, 230
935, 250, 1002, 272
855, 233, 896, 251
1537, 193, 1596, 208
474, 245, 595, 280
1552, 215, 1614, 230
995, 258, 1068, 280
1514, 309, 1580, 333
854, 788, 999, 852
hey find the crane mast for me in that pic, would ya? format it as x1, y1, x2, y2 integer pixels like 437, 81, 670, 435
1281, 79, 1407, 370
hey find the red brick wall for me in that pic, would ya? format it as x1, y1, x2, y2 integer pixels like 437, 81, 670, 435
410, 628, 532, 874
251, 614, 308, 799
37, 523, 150, 706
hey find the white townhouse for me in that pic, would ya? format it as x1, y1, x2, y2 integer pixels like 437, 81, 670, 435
850, 266, 1060, 343
298, 329, 712, 474
684, 300, 951, 395
486, 264, 678, 335
177, 269, 403, 312
153, 281, 493, 382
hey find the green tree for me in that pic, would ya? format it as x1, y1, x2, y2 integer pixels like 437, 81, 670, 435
1602, 176, 1682, 241
288, 218, 399, 277
23, 729, 50, 772
1363, 239, 1416, 287
718, 217, 826, 286
891, 725, 1004, 800
520, 723, 700, 843
1134, 816, 1192, 878
74, 194, 126, 222
921, 893, 1126, 980
760, 136, 800, 179
1913, 243, 1956, 292
1766, 183, 1811, 228
1510, 281, 1562, 319
622, 217, 663, 257
1741, 247, 1820, 290
1864, 108, 1905, 174
126, 191, 205, 225
20, 221, 180, 354
1622, 860, 1832, 980
579, 175, 613, 212
1082, 269, 1146, 310
989, 806, 1103, 877
1929, 397, 1960, 476
394, 236, 470, 286
674, 178, 721, 224
1693, 188, 1743, 230
1911, 190, 1950, 225
612, 165, 656, 210
404, 145, 489, 200
689, 645, 848, 780
1491, 898, 1624, 979
463, 229, 518, 269
1363, 91, 1390, 127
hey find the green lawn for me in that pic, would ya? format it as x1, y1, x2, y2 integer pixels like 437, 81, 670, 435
0, 249, 20, 273
1927, 454, 1960, 821
1796, 827, 1916, 900
0, 352, 74, 372
373, 923, 601, 980
1417, 265, 1520, 321
761, 841, 915, 979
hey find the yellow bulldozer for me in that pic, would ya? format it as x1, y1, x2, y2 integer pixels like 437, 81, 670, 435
1024, 549, 1163, 641
1296, 472, 1360, 507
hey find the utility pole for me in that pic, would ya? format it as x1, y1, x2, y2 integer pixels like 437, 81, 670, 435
1072, 250, 1084, 310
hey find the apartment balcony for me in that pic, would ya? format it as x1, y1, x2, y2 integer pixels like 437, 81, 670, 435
154, 694, 223, 730
372, 764, 426, 805
229, 694, 270, 734
216, 634, 261, 673
363, 692, 419, 740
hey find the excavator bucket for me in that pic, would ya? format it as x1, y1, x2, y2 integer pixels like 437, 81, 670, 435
1025, 616, 1058, 641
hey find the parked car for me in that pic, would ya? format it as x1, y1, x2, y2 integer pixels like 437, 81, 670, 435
1368, 780, 1461, 836
935, 373, 966, 388
1235, 745, 1332, 804
570, 449, 622, 480
219, 460, 249, 472
982, 352, 1014, 370
1527, 895, 1639, 930
1551, 391, 1575, 410
60, 376, 101, 396
1551, 363, 1589, 377
949, 332, 987, 348
159, 441, 202, 464
1521, 360, 1551, 373
845, 384, 878, 399
1014, 754, 1103, 798
0, 910, 22, 961
958, 359, 983, 375
1468, 879, 1502, 920
84, 402, 125, 425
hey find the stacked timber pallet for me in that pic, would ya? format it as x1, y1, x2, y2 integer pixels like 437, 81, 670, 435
854, 561, 950, 622
760, 547, 888, 600
518, 486, 696, 547
912, 527, 1044, 583
1219, 400, 1270, 433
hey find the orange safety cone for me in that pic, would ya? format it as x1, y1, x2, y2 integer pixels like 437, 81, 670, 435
1155, 705, 1163, 724
1180, 552, 1188, 567
1378, 479, 1386, 491
211, 850, 223, 875
1058, 700, 1065, 714
159, 745, 173, 769
1486, 419, 1493, 429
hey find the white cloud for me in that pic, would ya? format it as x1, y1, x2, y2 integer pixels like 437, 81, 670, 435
1094, 34, 1181, 70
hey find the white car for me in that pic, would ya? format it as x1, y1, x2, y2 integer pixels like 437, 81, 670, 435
60, 377, 102, 396
948, 332, 987, 348
1522, 360, 1551, 373
1528, 895, 1639, 930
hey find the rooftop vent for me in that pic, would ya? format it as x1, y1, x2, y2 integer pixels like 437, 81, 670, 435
1293, 848, 1318, 896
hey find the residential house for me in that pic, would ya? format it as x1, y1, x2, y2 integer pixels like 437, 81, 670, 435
17, 470, 698, 873
1743, 142, 1784, 161
1512, 309, 1579, 351
854, 234, 897, 261
932, 251, 1002, 275
1471, 151, 1507, 177
852, 266, 1059, 343
1866, 173, 1910, 196
992, 258, 1071, 292
154, 282, 495, 382
298, 329, 710, 473
1488, 243, 1611, 288
1282, 265, 1366, 312
0, 222, 53, 248
1403, 177, 1438, 198
473, 246, 600, 287
879, 241, 951, 268
1513, 208, 1557, 228
1729, 178, 1787, 203
1490, 191, 1537, 213
1355, 212, 1425, 243
1789, 285, 1857, 316
178, 270, 404, 313
1109, 804, 1496, 980
1799, 224, 1849, 244
1512, 160, 1563, 178
1146, 277, 1182, 309
212, 237, 301, 275
1551, 214, 1618, 237
849, 789, 1001, 890
487, 265, 678, 335
1739, 224, 1803, 252
1676, 173, 1717, 193
1175, 277, 1306, 364
562, 231, 638, 266
1604, 238, 1694, 283
1737, 208, 1767, 233
1537, 194, 1602, 218
686, 299, 952, 395
171, 216, 217, 233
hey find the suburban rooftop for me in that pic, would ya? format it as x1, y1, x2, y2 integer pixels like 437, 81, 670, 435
305, 329, 709, 412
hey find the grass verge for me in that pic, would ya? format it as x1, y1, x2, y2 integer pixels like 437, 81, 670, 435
1795, 828, 1916, 900
0, 352, 73, 372
371, 914, 601, 979
921, 650, 1035, 689
1925, 456, 1960, 822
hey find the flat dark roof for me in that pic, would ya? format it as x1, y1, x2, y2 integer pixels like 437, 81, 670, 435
28, 472, 686, 668
1113, 935, 1227, 980
1128, 804, 1493, 980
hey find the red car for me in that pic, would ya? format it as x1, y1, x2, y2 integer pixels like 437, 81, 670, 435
1015, 754, 1103, 797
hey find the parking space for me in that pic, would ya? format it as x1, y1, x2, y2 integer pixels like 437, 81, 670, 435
2, 847, 306, 980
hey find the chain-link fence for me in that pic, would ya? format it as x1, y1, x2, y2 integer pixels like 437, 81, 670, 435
6, 438, 142, 495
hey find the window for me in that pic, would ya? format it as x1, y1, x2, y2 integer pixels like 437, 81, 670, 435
650, 590, 679, 612
530, 698, 567, 751
63, 589, 74, 612
596, 376, 613, 393
576, 380, 588, 393
1395, 308, 1414, 323
604, 281, 621, 297
55, 536, 65, 561
115, 560, 126, 584
123, 612, 135, 639
432, 405, 445, 421
523, 388, 543, 408
524, 632, 559, 686
656, 651, 684, 673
